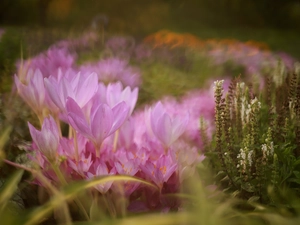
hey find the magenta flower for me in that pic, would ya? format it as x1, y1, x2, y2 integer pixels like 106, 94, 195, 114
28, 116, 60, 162
66, 97, 129, 157
150, 102, 189, 148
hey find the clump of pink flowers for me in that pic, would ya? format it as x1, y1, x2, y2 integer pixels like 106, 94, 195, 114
17, 33, 142, 89
79, 57, 141, 88
14, 64, 215, 211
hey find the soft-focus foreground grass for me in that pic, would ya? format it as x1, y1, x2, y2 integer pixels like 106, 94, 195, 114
2, 142, 300, 225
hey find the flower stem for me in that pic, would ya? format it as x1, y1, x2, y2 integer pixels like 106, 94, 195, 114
112, 130, 120, 152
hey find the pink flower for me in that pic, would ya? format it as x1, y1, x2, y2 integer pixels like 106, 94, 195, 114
66, 97, 129, 156
118, 118, 135, 149
44, 71, 98, 120
68, 153, 93, 177
28, 116, 60, 162
106, 81, 138, 116
141, 154, 177, 189
14, 69, 46, 116
87, 161, 114, 194
17, 47, 76, 78
59, 134, 88, 160
79, 57, 141, 87
150, 102, 189, 148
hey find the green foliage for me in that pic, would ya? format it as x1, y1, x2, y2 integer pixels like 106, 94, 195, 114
209, 65, 300, 207
0, 127, 25, 225
138, 56, 222, 105
0, 28, 26, 92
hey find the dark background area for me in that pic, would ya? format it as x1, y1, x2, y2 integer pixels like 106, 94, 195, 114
1, 0, 300, 31
0, 0, 299, 63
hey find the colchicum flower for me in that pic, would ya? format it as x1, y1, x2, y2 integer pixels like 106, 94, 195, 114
149, 101, 189, 149
66, 97, 129, 157
28, 115, 60, 162
14, 69, 47, 118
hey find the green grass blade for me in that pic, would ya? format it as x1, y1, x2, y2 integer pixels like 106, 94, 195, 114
0, 170, 24, 210
24, 175, 157, 225
0, 126, 12, 161
72, 212, 192, 225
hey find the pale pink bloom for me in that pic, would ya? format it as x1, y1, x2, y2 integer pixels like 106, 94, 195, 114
66, 97, 129, 153
150, 102, 189, 148
79, 57, 141, 87
28, 116, 60, 162
180, 90, 216, 146
141, 154, 177, 189
87, 161, 114, 194
59, 134, 88, 160
118, 118, 135, 149
106, 81, 139, 116
68, 153, 93, 177
115, 160, 139, 176
44, 71, 98, 120
17, 47, 76, 78
14, 69, 46, 115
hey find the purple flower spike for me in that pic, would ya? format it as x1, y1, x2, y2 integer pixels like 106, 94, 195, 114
28, 116, 60, 162
150, 102, 189, 148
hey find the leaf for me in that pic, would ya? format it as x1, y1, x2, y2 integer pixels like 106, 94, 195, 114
0, 170, 24, 212
288, 178, 300, 185
0, 126, 12, 150
293, 171, 300, 178
248, 196, 260, 203
89, 197, 106, 222
220, 175, 229, 182
231, 190, 240, 198
0, 126, 12, 162
241, 182, 255, 193
215, 171, 226, 180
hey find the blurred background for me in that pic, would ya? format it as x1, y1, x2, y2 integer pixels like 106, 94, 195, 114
0, 0, 299, 56
1, 0, 300, 30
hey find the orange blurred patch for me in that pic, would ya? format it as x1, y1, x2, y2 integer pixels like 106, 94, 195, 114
48, 0, 73, 20
144, 30, 270, 53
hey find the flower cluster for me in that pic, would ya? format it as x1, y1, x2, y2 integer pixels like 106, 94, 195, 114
79, 57, 141, 88
14, 62, 214, 211
17, 34, 142, 88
